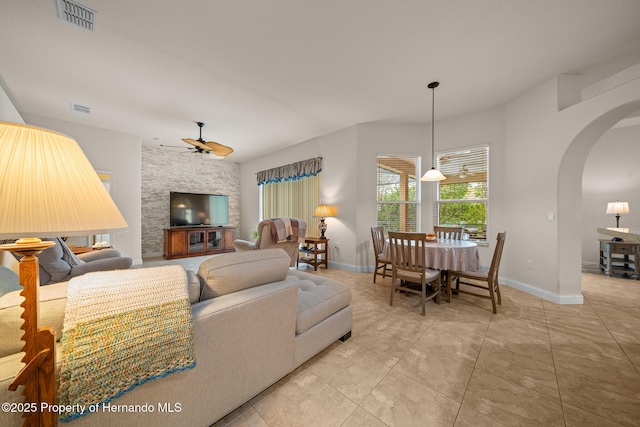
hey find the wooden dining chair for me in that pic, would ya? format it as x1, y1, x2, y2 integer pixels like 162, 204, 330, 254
434, 226, 464, 240
434, 226, 465, 285
446, 232, 506, 313
388, 232, 441, 316
371, 226, 391, 283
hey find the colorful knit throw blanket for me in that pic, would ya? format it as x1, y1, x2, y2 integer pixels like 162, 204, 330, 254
58, 265, 196, 422
267, 218, 307, 243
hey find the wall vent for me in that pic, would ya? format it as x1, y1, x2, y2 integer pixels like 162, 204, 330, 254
56, 0, 95, 31
70, 103, 91, 114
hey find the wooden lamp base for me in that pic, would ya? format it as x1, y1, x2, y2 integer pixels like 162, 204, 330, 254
1, 240, 57, 427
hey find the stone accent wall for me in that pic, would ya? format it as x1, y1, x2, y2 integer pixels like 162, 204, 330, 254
141, 145, 240, 257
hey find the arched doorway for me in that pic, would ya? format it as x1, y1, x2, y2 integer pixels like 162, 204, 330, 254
558, 99, 640, 300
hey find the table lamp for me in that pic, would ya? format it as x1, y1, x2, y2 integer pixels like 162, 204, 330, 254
606, 201, 630, 228
0, 122, 128, 426
313, 204, 337, 239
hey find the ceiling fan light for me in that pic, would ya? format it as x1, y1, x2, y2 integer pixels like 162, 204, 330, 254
421, 167, 447, 181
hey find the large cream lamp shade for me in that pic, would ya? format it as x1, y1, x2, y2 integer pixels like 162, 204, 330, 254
0, 121, 127, 426
0, 122, 128, 238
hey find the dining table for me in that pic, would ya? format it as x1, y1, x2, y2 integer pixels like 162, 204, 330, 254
383, 238, 479, 272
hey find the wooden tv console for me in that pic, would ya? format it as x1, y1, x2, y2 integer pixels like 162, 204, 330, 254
163, 226, 236, 259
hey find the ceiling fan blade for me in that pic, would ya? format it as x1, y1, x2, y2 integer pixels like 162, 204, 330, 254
182, 122, 233, 157
182, 138, 210, 151
204, 141, 233, 157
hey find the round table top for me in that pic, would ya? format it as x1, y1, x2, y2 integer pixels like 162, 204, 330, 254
425, 239, 477, 248
384, 237, 479, 271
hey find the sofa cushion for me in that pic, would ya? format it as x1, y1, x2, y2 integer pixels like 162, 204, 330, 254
0, 266, 20, 297
0, 281, 68, 358
186, 269, 202, 304
287, 270, 352, 334
198, 248, 291, 300
35, 238, 74, 284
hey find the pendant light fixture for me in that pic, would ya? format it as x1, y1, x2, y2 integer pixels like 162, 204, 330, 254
421, 81, 446, 181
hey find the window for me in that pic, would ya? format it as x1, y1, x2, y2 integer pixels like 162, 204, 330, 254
435, 145, 488, 242
258, 157, 322, 238
377, 155, 420, 233
261, 174, 321, 237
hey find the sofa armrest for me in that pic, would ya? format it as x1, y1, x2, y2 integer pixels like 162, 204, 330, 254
77, 248, 122, 262
232, 239, 256, 251
69, 257, 133, 278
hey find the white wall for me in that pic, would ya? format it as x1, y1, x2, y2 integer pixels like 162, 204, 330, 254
503, 78, 564, 295
22, 114, 143, 265
0, 79, 23, 124
582, 124, 640, 266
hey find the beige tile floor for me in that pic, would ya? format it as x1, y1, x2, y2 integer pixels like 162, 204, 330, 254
149, 256, 640, 427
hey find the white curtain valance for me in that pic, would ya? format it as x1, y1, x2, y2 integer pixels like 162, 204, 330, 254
256, 157, 322, 185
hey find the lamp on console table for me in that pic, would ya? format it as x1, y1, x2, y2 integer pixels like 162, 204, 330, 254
606, 200, 630, 241
0, 122, 128, 426
313, 204, 337, 239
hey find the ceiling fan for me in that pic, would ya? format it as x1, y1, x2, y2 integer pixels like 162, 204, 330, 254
442, 165, 476, 179
458, 165, 473, 178
163, 121, 233, 158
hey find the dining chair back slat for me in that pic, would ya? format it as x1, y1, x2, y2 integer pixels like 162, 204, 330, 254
434, 226, 464, 240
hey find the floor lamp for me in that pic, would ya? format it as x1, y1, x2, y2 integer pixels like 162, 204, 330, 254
0, 122, 128, 426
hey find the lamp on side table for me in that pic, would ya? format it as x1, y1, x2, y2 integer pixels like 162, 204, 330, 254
0, 122, 128, 426
313, 204, 337, 239
606, 201, 630, 241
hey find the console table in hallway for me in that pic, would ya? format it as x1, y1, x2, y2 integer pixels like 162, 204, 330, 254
599, 239, 640, 280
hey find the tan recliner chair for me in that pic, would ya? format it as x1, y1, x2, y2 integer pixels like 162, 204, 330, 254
233, 219, 306, 267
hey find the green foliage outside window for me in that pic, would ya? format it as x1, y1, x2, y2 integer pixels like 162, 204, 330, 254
438, 182, 487, 235
435, 146, 489, 241
377, 173, 418, 232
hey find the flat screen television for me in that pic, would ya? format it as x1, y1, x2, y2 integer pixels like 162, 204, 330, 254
169, 192, 229, 227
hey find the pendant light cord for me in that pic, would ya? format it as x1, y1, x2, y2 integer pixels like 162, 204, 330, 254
428, 81, 439, 168
431, 84, 435, 164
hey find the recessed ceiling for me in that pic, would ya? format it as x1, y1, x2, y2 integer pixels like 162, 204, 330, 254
1, 1, 640, 162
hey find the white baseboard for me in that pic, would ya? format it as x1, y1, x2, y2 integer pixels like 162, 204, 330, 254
504, 277, 584, 305
327, 261, 362, 273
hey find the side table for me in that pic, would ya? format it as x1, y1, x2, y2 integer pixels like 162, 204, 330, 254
599, 239, 640, 279
299, 237, 329, 271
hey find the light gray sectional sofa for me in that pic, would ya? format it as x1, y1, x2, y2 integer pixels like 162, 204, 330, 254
0, 248, 352, 426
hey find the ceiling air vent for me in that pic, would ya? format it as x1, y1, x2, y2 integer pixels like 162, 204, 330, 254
70, 103, 91, 114
56, 0, 95, 31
